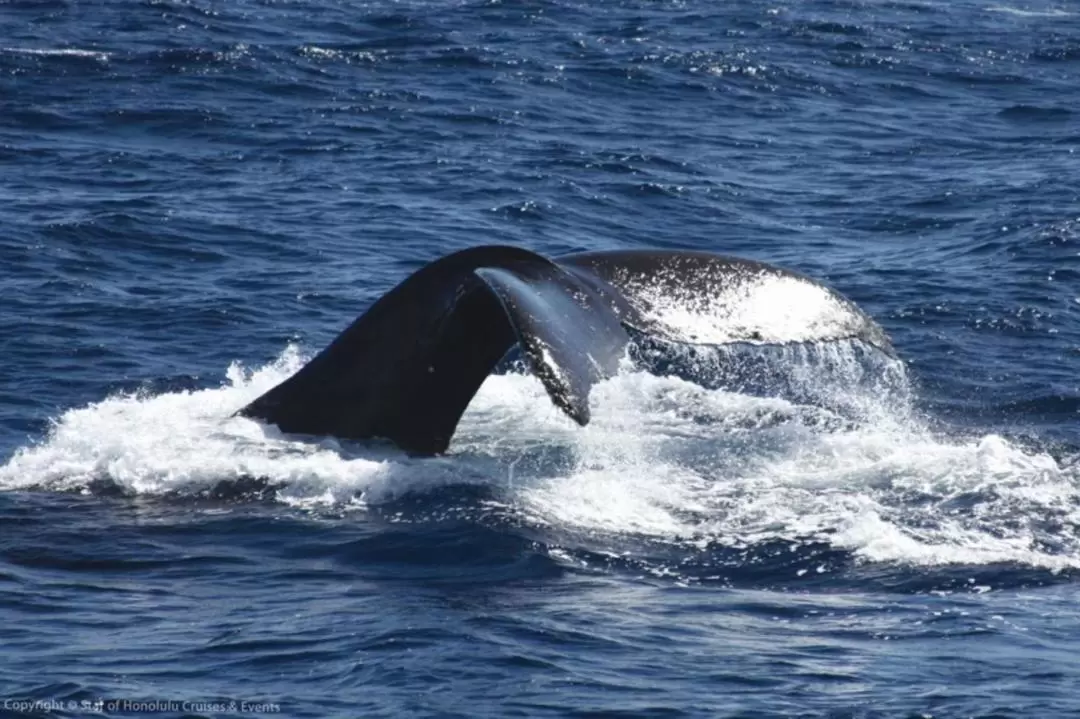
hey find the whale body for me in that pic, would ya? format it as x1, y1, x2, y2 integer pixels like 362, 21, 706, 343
239, 246, 893, 455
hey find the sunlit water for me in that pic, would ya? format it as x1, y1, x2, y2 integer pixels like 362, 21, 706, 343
2, 0, 1079, 715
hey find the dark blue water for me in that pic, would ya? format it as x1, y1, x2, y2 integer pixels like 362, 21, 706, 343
2, 0, 1079, 716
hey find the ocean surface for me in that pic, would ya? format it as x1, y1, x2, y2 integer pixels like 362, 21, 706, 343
2, 0, 1079, 716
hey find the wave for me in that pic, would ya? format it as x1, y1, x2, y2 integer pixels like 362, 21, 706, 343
1, 46, 110, 62
1, 343, 1077, 575
986, 6, 1074, 17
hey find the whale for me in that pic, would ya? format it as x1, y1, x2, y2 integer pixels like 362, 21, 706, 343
239, 245, 893, 455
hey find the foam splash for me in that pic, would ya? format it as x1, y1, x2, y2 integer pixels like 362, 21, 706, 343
596, 258, 892, 353
1, 345, 1077, 570
2, 348, 393, 507
635, 272, 862, 345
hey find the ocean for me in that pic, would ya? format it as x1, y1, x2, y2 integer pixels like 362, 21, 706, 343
1, 0, 1078, 716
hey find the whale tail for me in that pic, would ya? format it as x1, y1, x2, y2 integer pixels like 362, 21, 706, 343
238, 246, 630, 455
240, 245, 894, 455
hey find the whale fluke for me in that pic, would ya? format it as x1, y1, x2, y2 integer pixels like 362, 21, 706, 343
239, 245, 893, 454
240, 246, 630, 454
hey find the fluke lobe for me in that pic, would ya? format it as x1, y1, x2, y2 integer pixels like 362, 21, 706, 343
239, 245, 893, 455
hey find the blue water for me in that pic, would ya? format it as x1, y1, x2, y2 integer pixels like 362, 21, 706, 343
2, 0, 1079, 716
